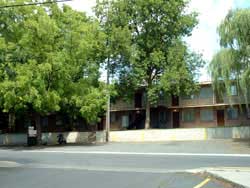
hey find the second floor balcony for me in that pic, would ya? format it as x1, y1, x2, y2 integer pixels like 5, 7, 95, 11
111, 83, 247, 111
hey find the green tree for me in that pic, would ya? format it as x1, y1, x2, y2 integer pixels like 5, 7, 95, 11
210, 8, 250, 104
95, 0, 203, 129
0, 0, 37, 131
0, 1, 107, 143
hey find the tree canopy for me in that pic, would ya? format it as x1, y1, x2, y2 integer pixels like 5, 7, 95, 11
95, 0, 204, 129
0, 1, 107, 134
210, 8, 250, 103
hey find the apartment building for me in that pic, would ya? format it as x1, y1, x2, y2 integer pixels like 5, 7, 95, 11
110, 81, 250, 130
0, 112, 104, 134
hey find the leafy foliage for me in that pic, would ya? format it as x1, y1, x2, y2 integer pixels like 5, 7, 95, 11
0, 0, 107, 126
95, 0, 204, 128
210, 8, 250, 103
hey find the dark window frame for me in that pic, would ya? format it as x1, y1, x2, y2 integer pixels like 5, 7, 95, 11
182, 94, 197, 100
199, 86, 213, 99
182, 109, 195, 122
200, 108, 214, 122
230, 85, 238, 96
227, 107, 239, 120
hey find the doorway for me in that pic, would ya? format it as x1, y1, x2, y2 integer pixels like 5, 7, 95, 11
217, 110, 225, 126
172, 95, 179, 106
134, 93, 142, 108
172, 111, 180, 128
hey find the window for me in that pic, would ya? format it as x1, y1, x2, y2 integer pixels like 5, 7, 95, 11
111, 113, 116, 123
182, 94, 196, 100
159, 111, 167, 122
227, 107, 239, 120
42, 117, 48, 127
182, 109, 195, 122
230, 85, 237, 96
247, 108, 250, 119
159, 91, 165, 102
122, 115, 129, 128
200, 109, 214, 121
142, 92, 146, 107
199, 86, 213, 98
23, 116, 31, 129
56, 115, 63, 127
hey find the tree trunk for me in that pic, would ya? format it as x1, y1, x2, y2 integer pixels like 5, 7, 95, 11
35, 113, 42, 145
145, 99, 150, 129
8, 112, 16, 132
88, 123, 97, 143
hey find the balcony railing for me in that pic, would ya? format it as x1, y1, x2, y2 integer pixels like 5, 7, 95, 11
222, 95, 244, 104
111, 95, 246, 111
178, 95, 245, 107
111, 100, 135, 111
180, 98, 214, 107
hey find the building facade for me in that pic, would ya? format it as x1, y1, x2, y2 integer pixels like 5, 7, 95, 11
0, 112, 105, 134
110, 81, 250, 130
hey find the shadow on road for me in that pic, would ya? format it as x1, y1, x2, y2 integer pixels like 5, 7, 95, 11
0, 143, 107, 151
233, 139, 250, 147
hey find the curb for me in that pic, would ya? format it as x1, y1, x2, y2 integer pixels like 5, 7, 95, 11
201, 171, 246, 188
187, 168, 248, 188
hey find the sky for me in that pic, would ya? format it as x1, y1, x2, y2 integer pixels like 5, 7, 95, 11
62, 0, 250, 81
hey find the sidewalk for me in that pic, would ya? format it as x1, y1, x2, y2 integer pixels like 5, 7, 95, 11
189, 167, 250, 188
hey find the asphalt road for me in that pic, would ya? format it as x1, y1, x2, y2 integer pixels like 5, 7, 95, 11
0, 140, 250, 188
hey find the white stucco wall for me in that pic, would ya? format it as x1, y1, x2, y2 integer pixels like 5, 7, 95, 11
1, 126, 250, 145
110, 129, 207, 142
110, 126, 250, 142
0, 134, 27, 145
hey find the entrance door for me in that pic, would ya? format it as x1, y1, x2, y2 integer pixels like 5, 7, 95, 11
134, 93, 142, 108
172, 95, 179, 106
172, 112, 180, 128
217, 110, 225, 126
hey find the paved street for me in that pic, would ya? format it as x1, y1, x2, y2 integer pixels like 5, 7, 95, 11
0, 140, 250, 188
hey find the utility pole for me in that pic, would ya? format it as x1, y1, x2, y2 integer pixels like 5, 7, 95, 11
105, 20, 112, 142
105, 57, 110, 142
